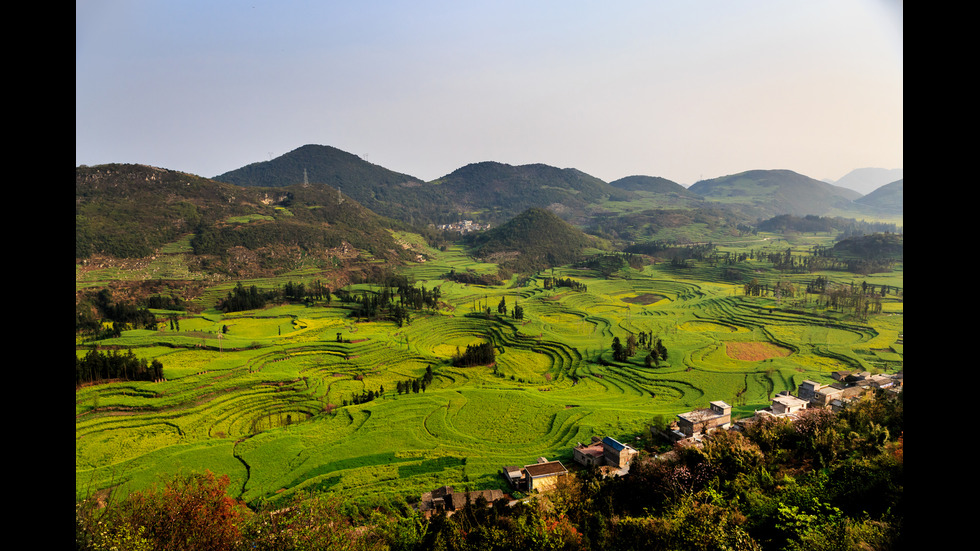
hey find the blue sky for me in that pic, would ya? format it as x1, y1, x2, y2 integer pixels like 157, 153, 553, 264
76, 1, 902, 186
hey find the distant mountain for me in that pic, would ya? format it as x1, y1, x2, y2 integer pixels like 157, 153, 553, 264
430, 161, 634, 225
214, 146, 636, 227
855, 179, 903, 213
469, 207, 601, 272
608, 175, 700, 197
76, 163, 410, 271
687, 169, 862, 219
833, 168, 904, 195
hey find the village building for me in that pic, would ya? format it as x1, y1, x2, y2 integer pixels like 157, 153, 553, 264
418, 485, 506, 517
522, 460, 568, 492
500, 458, 569, 493
673, 401, 732, 440
771, 392, 808, 416
571, 439, 605, 467
572, 436, 639, 470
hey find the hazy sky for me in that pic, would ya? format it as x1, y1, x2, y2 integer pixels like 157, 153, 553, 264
76, 1, 902, 186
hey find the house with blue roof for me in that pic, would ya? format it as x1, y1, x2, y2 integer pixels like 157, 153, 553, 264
573, 436, 638, 469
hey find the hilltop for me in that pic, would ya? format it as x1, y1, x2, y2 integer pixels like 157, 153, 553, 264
212, 144, 430, 225
608, 175, 694, 196
76, 163, 411, 277
432, 161, 634, 224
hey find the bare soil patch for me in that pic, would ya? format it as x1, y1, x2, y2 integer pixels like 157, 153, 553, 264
725, 341, 792, 361
623, 293, 665, 305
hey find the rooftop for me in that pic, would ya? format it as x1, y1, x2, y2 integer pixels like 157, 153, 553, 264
524, 461, 567, 478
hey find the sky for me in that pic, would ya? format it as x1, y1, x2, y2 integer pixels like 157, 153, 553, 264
76, 0, 902, 186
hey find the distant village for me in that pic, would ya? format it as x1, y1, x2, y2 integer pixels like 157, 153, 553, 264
435, 220, 491, 234
416, 369, 903, 517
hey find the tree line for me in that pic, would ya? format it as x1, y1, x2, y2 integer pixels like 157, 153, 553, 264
76, 347, 164, 387
335, 281, 441, 327
219, 280, 334, 313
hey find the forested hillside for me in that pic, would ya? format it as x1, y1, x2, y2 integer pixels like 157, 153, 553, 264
76, 164, 412, 272
468, 207, 603, 272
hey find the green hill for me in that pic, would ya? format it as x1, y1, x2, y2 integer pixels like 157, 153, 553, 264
608, 175, 695, 196
469, 207, 602, 272
855, 179, 903, 213
688, 169, 862, 219
76, 163, 410, 270
211, 144, 434, 225
430, 161, 634, 225
216, 145, 635, 227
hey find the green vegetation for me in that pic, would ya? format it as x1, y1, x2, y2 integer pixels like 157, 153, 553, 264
76, 392, 903, 550
76, 156, 902, 549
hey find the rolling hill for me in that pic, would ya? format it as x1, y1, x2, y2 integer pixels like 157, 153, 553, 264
687, 169, 864, 219
429, 161, 634, 225
468, 207, 603, 272
211, 144, 432, 225
855, 179, 903, 213
832, 167, 904, 195
76, 163, 411, 272
214, 145, 635, 227
608, 175, 693, 196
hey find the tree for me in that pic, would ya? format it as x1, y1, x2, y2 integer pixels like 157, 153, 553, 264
612, 337, 626, 362
513, 304, 524, 320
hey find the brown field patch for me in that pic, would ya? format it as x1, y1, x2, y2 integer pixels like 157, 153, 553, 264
622, 293, 665, 305
725, 341, 792, 361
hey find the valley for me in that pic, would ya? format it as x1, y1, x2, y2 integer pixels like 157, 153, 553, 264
75, 152, 902, 549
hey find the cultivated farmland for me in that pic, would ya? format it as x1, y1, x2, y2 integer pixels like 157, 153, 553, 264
75, 238, 903, 508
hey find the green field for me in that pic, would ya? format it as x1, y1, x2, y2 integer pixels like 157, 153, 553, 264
75, 236, 903, 508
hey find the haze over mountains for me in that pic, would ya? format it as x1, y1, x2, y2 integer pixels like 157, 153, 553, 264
826, 168, 904, 196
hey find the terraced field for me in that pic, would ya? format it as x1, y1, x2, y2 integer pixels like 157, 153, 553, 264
76, 248, 903, 507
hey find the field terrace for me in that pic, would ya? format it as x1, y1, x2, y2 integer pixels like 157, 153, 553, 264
76, 256, 902, 507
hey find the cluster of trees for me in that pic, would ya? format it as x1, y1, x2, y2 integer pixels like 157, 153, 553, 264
610, 332, 668, 366
543, 276, 588, 292
281, 279, 331, 303
452, 341, 496, 367
219, 280, 336, 314
341, 384, 385, 407
76, 289, 159, 336
396, 365, 435, 395
756, 214, 901, 238
336, 282, 441, 326
577, 252, 644, 278
76, 390, 903, 550
218, 283, 277, 313
76, 348, 164, 387
442, 268, 503, 286
743, 278, 797, 299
